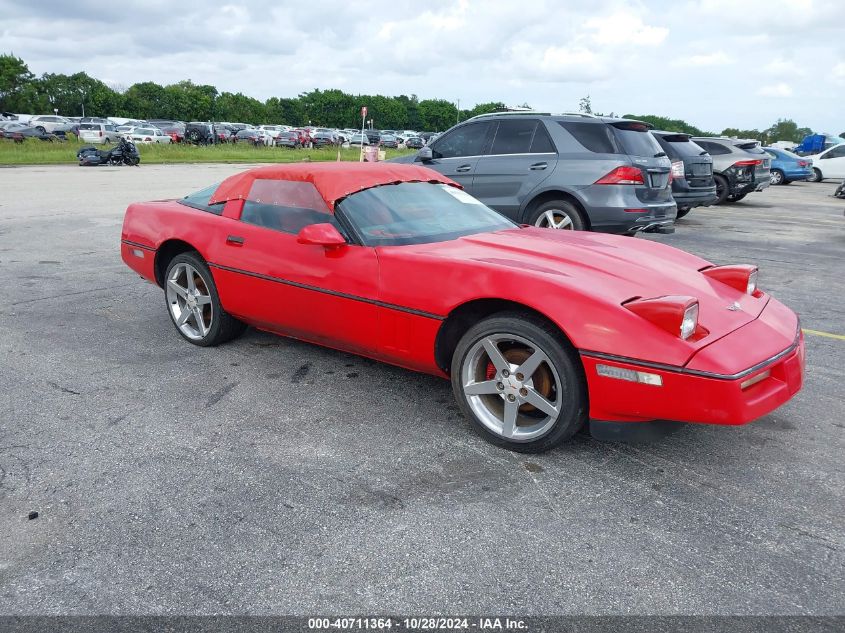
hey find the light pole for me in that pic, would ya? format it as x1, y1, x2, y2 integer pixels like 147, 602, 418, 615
78, 88, 86, 118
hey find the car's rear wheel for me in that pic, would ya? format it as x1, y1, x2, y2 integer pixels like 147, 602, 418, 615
713, 174, 730, 204
770, 169, 784, 185
528, 200, 586, 231
164, 252, 246, 347
36, 126, 46, 134
808, 168, 823, 182
675, 207, 691, 219
451, 313, 587, 452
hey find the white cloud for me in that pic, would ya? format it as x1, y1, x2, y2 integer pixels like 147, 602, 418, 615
671, 51, 733, 67
764, 59, 805, 77
833, 63, 845, 80
757, 83, 794, 97
584, 11, 669, 46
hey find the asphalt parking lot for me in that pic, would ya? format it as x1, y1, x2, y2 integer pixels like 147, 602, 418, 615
0, 165, 843, 616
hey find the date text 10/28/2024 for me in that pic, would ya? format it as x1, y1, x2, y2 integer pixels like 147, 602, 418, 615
308, 617, 528, 630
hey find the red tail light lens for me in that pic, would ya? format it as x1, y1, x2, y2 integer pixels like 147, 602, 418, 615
798, 160, 807, 167
99, 130, 103, 137
624, 296, 700, 340
733, 159, 762, 167
701, 264, 759, 295
595, 166, 644, 185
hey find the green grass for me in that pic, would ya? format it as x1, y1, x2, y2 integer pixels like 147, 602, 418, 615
0, 136, 416, 165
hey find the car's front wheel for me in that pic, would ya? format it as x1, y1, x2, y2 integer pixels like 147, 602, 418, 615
528, 200, 586, 231
164, 252, 246, 347
808, 168, 823, 183
451, 313, 587, 452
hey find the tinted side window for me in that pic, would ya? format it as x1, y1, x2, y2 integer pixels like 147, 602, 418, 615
490, 119, 536, 154
178, 183, 225, 215
431, 122, 492, 158
558, 121, 617, 153
530, 124, 556, 153
696, 141, 731, 155
824, 145, 845, 158
240, 179, 332, 235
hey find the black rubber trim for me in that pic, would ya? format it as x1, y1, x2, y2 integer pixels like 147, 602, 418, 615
207, 262, 445, 321
121, 239, 156, 252
580, 330, 800, 381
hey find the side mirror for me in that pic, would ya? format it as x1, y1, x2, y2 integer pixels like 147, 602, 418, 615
415, 146, 433, 162
297, 223, 347, 248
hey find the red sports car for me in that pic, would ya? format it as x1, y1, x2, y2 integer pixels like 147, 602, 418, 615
121, 163, 804, 452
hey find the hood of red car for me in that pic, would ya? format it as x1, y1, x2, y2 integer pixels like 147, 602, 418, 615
386, 227, 768, 340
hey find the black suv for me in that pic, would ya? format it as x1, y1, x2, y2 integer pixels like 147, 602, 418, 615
184, 122, 217, 145
391, 112, 675, 234
651, 131, 716, 219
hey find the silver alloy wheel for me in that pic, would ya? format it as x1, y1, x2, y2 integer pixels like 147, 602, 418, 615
166, 262, 213, 341
461, 333, 562, 441
770, 170, 783, 185
534, 209, 574, 230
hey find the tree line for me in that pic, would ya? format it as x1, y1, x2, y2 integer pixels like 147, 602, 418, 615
1, 54, 831, 141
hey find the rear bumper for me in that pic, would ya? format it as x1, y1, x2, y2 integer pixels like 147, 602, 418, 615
581, 330, 804, 427
672, 183, 718, 209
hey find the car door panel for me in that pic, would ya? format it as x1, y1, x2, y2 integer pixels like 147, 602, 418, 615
206, 199, 382, 355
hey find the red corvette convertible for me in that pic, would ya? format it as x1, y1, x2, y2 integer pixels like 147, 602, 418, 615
121, 162, 804, 451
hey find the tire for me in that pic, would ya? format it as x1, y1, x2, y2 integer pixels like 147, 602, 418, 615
164, 252, 246, 347
36, 126, 46, 134
450, 312, 587, 452
527, 199, 586, 231
770, 169, 784, 185
725, 193, 747, 203
675, 207, 691, 219
808, 168, 823, 183
713, 174, 730, 204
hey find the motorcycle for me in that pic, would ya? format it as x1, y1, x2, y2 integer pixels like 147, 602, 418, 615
834, 180, 845, 199
77, 137, 140, 166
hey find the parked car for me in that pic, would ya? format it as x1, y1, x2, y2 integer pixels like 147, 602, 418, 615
293, 128, 313, 147
804, 144, 845, 182
28, 115, 75, 135
391, 112, 675, 234
234, 129, 264, 146
120, 162, 804, 451
379, 134, 399, 148
0, 121, 59, 142
79, 117, 111, 125
762, 147, 813, 185
184, 122, 218, 145
364, 129, 381, 145
311, 132, 336, 148
692, 137, 771, 204
651, 131, 716, 219
274, 131, 302, 148
127, 127, 172, 144
348, 133, 369, 146
405, 136, 425, 149
78, 122, 122, 145
149, 120, 185, 143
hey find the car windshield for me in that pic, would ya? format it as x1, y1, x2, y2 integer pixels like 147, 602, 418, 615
338, 182, 515, 247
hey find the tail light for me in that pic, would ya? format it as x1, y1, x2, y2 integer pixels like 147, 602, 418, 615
732, 159, 762, 167
595, 166, 644, 185
798, 160, 807, 167
670, 161, 685, 179
624, 296, 700, 340
701, 264, 758, 295
144, 137, 152, 142
99, 130, 103, 137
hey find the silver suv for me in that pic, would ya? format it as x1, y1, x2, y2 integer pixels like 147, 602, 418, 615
391, 112, 675, 234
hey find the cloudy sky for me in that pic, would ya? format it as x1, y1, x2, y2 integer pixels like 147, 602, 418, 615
2, 0, 843, 133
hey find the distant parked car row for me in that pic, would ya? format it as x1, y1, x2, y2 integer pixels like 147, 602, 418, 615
390, 111, 784, 235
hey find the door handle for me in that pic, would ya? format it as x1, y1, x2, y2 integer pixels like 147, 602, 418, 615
529, 162, 548, 170
455, 164, 473, 173
226, 235, 245, 246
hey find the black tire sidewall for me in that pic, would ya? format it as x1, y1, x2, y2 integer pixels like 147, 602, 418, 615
675, 208, 690, 219
164, 252, 227, 347
713, 174, 730, 204
528, 200, 586, 231
450, 313, 587, 452
810, 168, 822, 182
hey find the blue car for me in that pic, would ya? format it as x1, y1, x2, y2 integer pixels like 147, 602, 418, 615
763, 147, 813, 185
